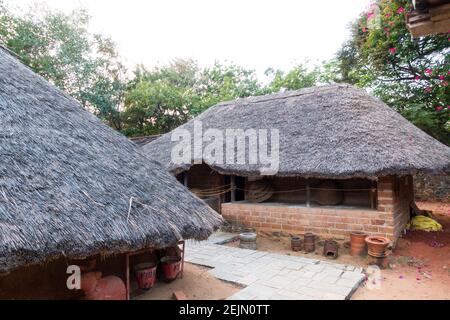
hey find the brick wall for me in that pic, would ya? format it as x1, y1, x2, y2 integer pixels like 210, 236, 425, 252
222, 204, 393, 240
221, 175, 413, 243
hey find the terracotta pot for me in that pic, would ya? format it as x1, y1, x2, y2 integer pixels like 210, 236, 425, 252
161, 256, 182, 282
323, 239, 339, 259
83, 276, 126, 300
304, 233, 315, 253
291, 236, 302, 252
80, 271, 102, 294
134, 262, 157, 290
350, 232, 367, 256
365, 236, 390, 257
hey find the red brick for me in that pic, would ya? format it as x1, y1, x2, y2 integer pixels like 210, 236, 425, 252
371, 219, 385, 226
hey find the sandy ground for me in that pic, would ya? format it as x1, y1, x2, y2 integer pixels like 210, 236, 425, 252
133, 263, 241, 300
353, 203, 450, 300
134, 202, 449, 300
225, 202, 450, 300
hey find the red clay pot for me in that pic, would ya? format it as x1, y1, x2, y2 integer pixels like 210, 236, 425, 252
365, 236, 390, 257
83, 276, 126, 300
80, 271, 102, 294
304, 233, 316, 253
350, 232, 367, 256
291, 236, 302, 252
134, 262, 157, 290
161, 256, 182, 282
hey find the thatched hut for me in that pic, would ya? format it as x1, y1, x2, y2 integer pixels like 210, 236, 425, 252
143, 84, 450, 243
0, 46, 223, 299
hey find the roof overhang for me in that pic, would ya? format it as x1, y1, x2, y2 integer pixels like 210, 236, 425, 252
407, 0, 450, 37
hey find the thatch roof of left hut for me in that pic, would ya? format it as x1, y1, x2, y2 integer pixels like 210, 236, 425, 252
0, 46, 223, 273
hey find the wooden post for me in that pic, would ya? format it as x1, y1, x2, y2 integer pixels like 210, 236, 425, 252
125, 254, 130, 300
306, 179, 310, 208
230, 176, 236, 202
183, 172, 188, 187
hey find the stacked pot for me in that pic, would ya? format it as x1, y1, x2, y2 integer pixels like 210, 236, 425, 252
349, 232, 368, 256
350, 232, 390, 259
365, 236, 390, 258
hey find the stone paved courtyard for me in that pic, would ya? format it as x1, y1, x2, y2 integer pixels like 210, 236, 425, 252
185, 234, 365, 300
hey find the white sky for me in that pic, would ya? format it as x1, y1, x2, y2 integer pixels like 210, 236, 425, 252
6, 0, 372, 77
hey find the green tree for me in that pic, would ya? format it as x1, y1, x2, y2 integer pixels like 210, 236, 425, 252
265, 63, 320, 92
195, 63, 263, 114
122, 60, 264, 136
122, 60, 200, 136
336, 0, 449, 144
0, 3, 126, 130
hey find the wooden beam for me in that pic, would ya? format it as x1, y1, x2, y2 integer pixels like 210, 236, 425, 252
230, 176, 236, 202
306, 179, 310, 208
183, 172, 188, 187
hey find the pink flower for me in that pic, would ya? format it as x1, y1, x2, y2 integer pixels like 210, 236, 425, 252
367, 12, 375, 20
397, 7, 404, 14
425, 87, 432, 93
384, 27, 390, 32
442, 81, 449, 87
414, 75, 421, 81
447, 106, 450, 110
362, 27, 367, 33
385, 12, 392, 18
439, 75, 445, 80
425, 69, 432, 75
435, 106, 443, 111
389, 47, 397, 54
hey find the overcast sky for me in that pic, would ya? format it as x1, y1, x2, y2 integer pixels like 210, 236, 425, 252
6, 0, 372, 76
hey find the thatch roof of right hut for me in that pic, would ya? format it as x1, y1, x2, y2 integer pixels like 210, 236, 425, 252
144, 84, 450, 179
0, 46, 223, 273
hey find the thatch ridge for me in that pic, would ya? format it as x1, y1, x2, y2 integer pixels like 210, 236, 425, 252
0, 46, 223, 273
143, 84, 450, 179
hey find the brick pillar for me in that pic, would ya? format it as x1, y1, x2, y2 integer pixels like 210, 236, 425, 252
377, 176, 396, 240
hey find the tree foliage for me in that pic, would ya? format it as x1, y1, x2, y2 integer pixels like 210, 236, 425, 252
336, 0, 449, 144
0, 3, 126, 129
4, 1, 447, 145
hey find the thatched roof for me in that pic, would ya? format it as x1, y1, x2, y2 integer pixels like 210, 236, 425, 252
130, 135, 162, 147
0, 46, 223, 273
144, 84, 450, 179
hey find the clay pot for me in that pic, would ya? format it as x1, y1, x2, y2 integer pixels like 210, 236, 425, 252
161, 256, 182, 282
239, 232, 257, 250
134, 262, 157, 290
350, 232, 367, 256
323, 240, 339, 259
304, 233, 316, 253
291, 236, 302, 251
365, 236, 390, 257
80, 271, 102, 294
83, 276, 126, 300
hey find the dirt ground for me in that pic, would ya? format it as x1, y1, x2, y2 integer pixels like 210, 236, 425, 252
134, 202, 449, 300
133, 263, 241, 300
353, 203, 450, 300
226, 202, 450, 300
